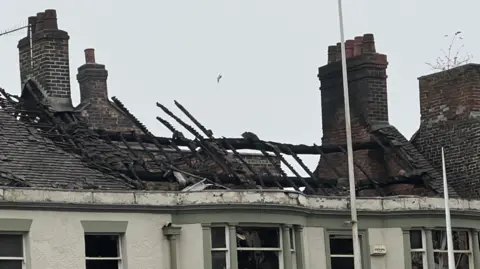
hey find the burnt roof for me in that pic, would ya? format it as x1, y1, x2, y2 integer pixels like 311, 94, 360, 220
0, 79, 448, 197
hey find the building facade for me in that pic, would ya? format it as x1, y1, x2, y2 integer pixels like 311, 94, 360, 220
1, 8, 480, 269
1, 188, 480, 269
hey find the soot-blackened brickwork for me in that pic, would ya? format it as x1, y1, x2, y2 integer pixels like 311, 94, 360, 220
18, 10, 72, 107
76, 49, 140, 132
315, 34, 444, 197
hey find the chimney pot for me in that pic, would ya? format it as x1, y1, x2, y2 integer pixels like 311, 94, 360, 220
43, 9, 58, 30
353, 36, 363, 56
35, 12, 45, 32
335, 42, 342, 62
327, 45, 337, 63
362, 33, 376, 53
27, 16, 37, 36
84, 48, 96, 64
345, 40, 354, 58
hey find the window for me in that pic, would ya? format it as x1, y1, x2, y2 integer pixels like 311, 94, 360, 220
0, 234, 25, 269
329, 234, 355, 269
236, 227, 282, 269
85, 234, 122, 269
211, 227, 229, 269
410, 230, 427, 269
432, 230, 472, 269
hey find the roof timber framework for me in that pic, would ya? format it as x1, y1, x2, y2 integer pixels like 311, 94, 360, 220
0, 80, 440, 196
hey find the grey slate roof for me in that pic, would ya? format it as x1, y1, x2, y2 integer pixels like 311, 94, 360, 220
0, 94, 135, 190
373, 125, 457, 197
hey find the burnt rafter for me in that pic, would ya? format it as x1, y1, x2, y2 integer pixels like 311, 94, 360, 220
105, 132, 387, 155
157, 101, 255, 187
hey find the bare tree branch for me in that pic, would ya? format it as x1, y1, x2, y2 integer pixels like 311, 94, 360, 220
425, 31, 473, 71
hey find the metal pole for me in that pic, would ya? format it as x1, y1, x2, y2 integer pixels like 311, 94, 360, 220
336, 0, 362, 268
441, 147, 455, 269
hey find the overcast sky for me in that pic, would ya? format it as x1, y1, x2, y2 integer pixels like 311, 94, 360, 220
1, 0, 478, 174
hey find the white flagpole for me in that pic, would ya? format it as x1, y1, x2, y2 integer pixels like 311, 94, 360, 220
336, 0, 362, 268
441, 147, 455, 269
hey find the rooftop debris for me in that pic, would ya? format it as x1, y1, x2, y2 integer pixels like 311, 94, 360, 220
0, 80, 442, 197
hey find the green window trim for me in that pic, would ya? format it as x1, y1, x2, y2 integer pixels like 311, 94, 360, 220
204, 223, 304, 269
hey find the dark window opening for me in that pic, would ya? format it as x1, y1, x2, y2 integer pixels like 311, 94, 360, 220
85, 234, 120, 269
212, 227, 226, 249
0, 234, 23, 269
236, 227, 280, 248
237, 227, 281, 269
329, 235, 354, 269
238, 251, 280, 269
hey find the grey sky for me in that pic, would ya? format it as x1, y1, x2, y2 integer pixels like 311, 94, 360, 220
1, 0, 478, 174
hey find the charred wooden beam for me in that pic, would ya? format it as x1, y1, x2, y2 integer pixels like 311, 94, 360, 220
258, 148, 299, 191
103, 132, 386, 155
222, 137, 265, 188
337, 145, 385, 196
157, 102, 248, 186
264, 142, 315, 194
284, 145, 329, 195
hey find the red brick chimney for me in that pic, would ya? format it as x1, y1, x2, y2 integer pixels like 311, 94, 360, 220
77, 49, 109, 102
76, 48, 140, 132
18, 9, 72, 109
316, 34, 389, 186
412, 64, 480, 197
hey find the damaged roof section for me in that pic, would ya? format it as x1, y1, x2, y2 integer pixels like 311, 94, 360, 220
0, 78, 446, 197
0, 86, 140, 190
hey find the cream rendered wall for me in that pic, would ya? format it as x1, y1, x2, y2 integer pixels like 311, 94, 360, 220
368, 228, 405, 269
303, 227, 327, 269
177, 224, 204, 269
0, 209, 171, 269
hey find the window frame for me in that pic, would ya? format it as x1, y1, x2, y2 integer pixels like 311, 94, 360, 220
84, 233, 123, 269
210, 224, 287, 269
431, 229, 473, 269
325, 229, 369, 269
409, 229, 428, 269
210, 226, 230, 269
235, 225, 284, 269
0, 232, 26, 269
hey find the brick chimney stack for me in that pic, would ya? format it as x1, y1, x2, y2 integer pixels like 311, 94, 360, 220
412, 64, 480, 197
18, 9, 72, 109
316, 33, 389, 186
77, 48, 109, 102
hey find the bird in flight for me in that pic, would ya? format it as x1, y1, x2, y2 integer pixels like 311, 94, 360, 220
217, 74, 222, 83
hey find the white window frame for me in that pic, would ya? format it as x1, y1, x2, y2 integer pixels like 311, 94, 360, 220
84, 233, 123, 269
432, 229, 473, 269
236, 226, 284, 269
329, 234, 355, 268
410, 230, 428, 269
0, 233, 26, 269
211, 226, 230, 269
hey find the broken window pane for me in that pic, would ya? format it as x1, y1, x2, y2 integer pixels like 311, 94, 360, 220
331, 257, 353, 269
212, 251, 227, 269
410, 230, 423, 249
0, 234, 23, 257
432, 230, 469, 250
433, 253, 469, 269
411, 252, 424, 269
237, 250, 280, 269
85, 235, 119, 258
211, 227, 226, 248
236, 227, 280, 248
330, 236, 353, 255
453, 231, 469, 250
